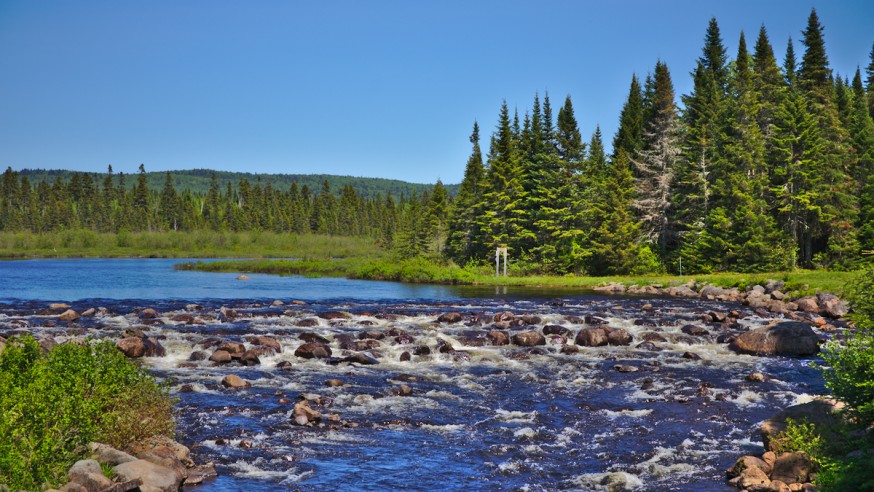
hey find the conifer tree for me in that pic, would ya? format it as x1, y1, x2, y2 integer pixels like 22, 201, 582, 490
851, 68, 874, 252
159, 172, 180, 230
446, 121, 486, 263
867, 42, 874, 119
612, 74, 645, 159
633, 60, 681, 258
587, 149, 643, 274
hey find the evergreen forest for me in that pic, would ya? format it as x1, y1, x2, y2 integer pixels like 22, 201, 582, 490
2, 9, 874, 275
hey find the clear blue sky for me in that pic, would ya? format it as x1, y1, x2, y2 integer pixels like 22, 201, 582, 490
1, 1, 872, 184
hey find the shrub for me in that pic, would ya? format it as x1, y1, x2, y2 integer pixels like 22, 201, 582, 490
0, 335, 175, 490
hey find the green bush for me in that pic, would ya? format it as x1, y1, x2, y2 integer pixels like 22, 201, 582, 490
0, 335, 175, 490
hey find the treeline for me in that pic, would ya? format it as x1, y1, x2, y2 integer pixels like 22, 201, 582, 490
14, 168, 454, 200
446, 9, 874, 274
0, 165, 450, 254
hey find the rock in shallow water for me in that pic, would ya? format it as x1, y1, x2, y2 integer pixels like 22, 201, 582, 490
729, 322, 819, 357
295, 342, 332, 359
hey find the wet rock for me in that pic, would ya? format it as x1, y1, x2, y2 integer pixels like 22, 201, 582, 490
49, 302, 71, 310
218, 306, 237, 322
594, 282, 626, 294
607, 328, 632, 346
325, 379, 345, 387
575, 327, 608, 347
139, 308, 159, 319
640, 332, 668, 343
770, 452, 815, 485
276, 361, 293, 370
512, 331, 546, 346
716, 333, 737, 344
171, 313, 195, 324
341, 352, 380, 365
548, 335, 567, 345
413, 345, 431, 355
208, 349, 232, 363
394, 334, 415, 344
296, 318, 320, 327
399, 351, 411, 361
218, 341, 246, 356
560, 345, 579, 355
729, 322, 820, 357
295, 342, 332, 359
761, 399, 845, 451
116, 337, 165, 358
348, 339, 381, 351
542, 325, 570, 336
236, 275, 250, 281
239, 349, 263, 366
246, 335, 281, 352
391, 384, 413, 397
358, 330, 386, 340
681, 324, 709, 336
614, 365, 638, 373
452, 351, 471, 362
458, 336, 486, 347
494, 311, 515, 322
320, 311, 351, 320
221, 374, 251, 389
682, 351, 702, 360
114, 459, 183, 492
521, 315, 542, 325
58, 309, 81, 322
666, 285, 697, 297
299, 332, 330, 344
293, 401, 321, 425
437, 312, 463, 323
67, 459, 113, 491
271, 300, 285, 306
635, 341, 661, 351
747, 372, 768, 382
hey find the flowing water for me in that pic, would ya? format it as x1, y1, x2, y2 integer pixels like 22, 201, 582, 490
0, 259, 829, 491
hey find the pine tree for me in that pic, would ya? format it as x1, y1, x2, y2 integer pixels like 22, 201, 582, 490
633, 60, 681, 258
159, 172, 180, 230
612, 74, 645, 159
867, 42, 874, 119
446, 121, 486, 263
587, 150, 643, 274
203, 172, 222, 231
752, 25, 785, 139
851, 68, 874, 252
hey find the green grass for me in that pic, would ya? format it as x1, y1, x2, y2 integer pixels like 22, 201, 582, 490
179, 257, 857, 295
0, 230, 380, 259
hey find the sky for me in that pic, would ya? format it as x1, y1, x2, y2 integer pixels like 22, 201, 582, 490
1, 1, 872, 184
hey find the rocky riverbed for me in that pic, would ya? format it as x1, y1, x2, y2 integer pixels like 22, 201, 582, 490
0, 285, 848, 491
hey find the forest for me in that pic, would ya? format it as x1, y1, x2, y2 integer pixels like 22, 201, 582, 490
1, 9, 873, 275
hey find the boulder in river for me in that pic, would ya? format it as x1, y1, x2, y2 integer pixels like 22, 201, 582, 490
222, 374, 251, 389
575, 327, 608, 347
486, 330, 509, 346
294, 342, 332, 359
114, 459, 183, 492
117, 337, 166, 358
293, 401, 321, 425
729, 322, 819, 357
770, 452, 816, 485
208, 349, 232, 363
794, 296, 819, 313
246, 335, 281, 352
58, 309, 80, 322
607, 328, 632, 346
512, 331, 546, 346
437, 312, 463, 323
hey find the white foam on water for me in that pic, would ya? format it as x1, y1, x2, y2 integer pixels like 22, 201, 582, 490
728, 389, 764, 407
513, 427, 538, 438
554, 427, 583, 448
227, 457, 311, 482
791, 393, 817, 405
300, 430, 370, 445
570, 471, 644, 491
420, 423, 465, 433
601, 409, 653, 420
494, 409, 537, 423
423, 390, 461, 400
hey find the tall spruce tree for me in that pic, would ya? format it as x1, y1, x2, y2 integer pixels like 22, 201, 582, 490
867, 42, 874, 119
446, 121, 486, 263
851, 68, 874, 252
633, 60, 681, 259
613, 74, 645, 159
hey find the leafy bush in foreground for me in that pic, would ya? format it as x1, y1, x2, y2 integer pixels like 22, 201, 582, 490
0, 335, 175, 490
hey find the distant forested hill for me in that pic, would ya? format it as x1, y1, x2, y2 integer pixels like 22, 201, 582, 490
16, 168, 457, 199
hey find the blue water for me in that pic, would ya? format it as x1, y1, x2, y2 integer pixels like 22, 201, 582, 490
0, 258, 463, 303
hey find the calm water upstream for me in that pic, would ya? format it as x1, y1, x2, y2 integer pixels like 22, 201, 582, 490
0, 259, 828, 491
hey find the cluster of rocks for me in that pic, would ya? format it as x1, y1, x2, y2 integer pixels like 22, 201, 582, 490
727, 399, 848, 492
595, 281, 848, 319
48, 438, 216, 492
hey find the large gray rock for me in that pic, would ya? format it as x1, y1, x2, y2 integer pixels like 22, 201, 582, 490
729, 322, 820, 357
114, 459, 183, 492
575, 327, 609, 347
67, 459, 113, 492
761, 399, 845, 452
770, 451, 816, 485
88, 442, 137, 466
512, 331, 546, 347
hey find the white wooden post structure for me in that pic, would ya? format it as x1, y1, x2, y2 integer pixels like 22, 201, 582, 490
495, 247, 508, 277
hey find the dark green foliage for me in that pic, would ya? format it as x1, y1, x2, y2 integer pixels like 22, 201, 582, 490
612, 74, 645, 158
0, 336, 175, 490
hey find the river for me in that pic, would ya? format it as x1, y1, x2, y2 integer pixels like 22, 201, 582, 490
0, 259, 828, 491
